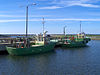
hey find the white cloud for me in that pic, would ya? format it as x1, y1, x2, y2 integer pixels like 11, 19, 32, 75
45, 18, 100, 21
68, 2, 100, 8
38, 6, 62, 9
0, 18, 100, 23
0, 19, 25, 23
0, 15, 51, 18
46, 0, 100, 9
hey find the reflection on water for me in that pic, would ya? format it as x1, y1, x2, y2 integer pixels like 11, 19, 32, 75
0, 40, 100, 75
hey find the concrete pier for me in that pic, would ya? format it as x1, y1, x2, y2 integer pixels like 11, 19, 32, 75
0, 44, 10, 55
0, 38, 13, 55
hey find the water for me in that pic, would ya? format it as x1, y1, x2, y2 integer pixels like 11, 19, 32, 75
0, 40, 100, 75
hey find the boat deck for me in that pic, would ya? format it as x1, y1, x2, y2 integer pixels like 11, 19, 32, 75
31, 45, 42, 47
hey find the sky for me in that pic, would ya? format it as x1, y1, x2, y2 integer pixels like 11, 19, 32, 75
0, 0, 100, 34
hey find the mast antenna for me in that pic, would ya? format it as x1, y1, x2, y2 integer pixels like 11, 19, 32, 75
42, 17, 45, 34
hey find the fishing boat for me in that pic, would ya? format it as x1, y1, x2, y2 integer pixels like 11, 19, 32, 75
61, 32, 91, 48
6, 33, 56, 56
6, 21, 56, 55
6, 19, 55, 55
61, 21, 91, 48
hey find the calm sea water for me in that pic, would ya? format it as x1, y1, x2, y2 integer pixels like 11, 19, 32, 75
0, 40, 100, 75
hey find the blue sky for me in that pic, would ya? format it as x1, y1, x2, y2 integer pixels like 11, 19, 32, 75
0, 0, 100, 34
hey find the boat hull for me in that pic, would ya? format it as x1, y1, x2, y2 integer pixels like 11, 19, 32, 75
61, 41, 86, 48
61, 38, 91, 48
6, 43, 55, 56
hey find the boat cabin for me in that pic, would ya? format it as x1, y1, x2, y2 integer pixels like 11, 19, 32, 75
35, 32, 51, 45
77, 32, 86, 38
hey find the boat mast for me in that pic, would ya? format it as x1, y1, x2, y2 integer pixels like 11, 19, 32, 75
63, 26, 66, 35
42, 18, 46, 44
25, 6, 28, 48
80, 21, 82, 33
25, 3, 36, 48
42, 17, 45, 34
26, 6, 28, 38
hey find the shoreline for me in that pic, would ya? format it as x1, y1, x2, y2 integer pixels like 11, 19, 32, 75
91, 38, 100, 40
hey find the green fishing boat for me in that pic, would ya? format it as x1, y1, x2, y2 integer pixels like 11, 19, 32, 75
61, 32, 91, 48
6, 31, 56, 56
61, 21, 91, 48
